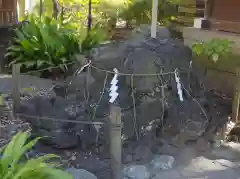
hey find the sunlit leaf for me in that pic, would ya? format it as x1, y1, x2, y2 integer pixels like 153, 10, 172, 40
0, 132, 72, 179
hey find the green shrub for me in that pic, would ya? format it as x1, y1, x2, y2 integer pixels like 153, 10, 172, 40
0, 131, 72, 179
118, 0, 179, 27
6, 15, 80, 73
81, 25, 108, 53
192, 38, 234, 62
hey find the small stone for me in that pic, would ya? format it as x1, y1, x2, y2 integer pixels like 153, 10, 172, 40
214, 159, 236, 168
123, 165, 150, 179
65, 168, 98, 179
150, 155, 175, 170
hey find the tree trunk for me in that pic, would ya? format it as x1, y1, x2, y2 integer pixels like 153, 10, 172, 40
109, 17, 117, 29
88, 0, 92, 31
52, 0, 59, 19
39, 0, 43, 17
60, 4, 64, 23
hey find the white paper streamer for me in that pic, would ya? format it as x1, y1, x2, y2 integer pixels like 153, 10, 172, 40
174, 69, 183, 102
109, 68, 119, 103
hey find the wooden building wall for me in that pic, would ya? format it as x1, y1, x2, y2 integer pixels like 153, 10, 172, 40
0, 0, 17, 26
177, 0, 205, 27
210, 0, 240, 34
211, 0, 240, 22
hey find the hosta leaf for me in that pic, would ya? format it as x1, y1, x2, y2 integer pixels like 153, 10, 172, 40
8, 56, 23, 66
37, 60, 45, 68
1, 132, 33, 179
24, 61, 36, 68
6, 46, 22, 52
12, 137, 41, 170
44, 60, 54, 66
15, 30, 27, 41
1, 132, 23, 173
60, 57, 67, 63
7, 13, 81, 74
12, 154, 60, 179
5, 52, 16, 58
59, 64, 67, 72
20, 39, 31, 50
0, 132, 71, 179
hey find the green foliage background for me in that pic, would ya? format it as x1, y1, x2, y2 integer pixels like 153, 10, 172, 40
7, 0, 179, 76
192, 38, 234, 60
0, 131, 72, 179
6, 15, 81, 74
31, 0, 179, 30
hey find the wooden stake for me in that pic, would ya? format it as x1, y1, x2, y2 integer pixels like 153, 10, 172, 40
12, 64, 20, 113
204, 0, 211, 20
0, 119, 1, 139
232, 68, 240, 123
151, 0, 159, 38
109, 105, 122, 179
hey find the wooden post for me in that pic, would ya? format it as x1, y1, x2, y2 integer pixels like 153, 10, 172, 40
88, 0, 92, 31
0, 97, 2, 137
151, 0, 158, 38
204, 0, 210, 20
12, 64, 20, 113
232, 68, 240, 123
109, 105, 122, 179
39, 0, 43, 17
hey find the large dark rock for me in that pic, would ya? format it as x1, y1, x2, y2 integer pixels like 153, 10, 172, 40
18, 25, 206, 151
18, 96, 85, 149
88, 25, 193, 140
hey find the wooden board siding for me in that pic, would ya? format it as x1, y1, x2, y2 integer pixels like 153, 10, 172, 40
211, 0, 240, 22
0, 0, 17, 26
177, 0, 205, 27
210, 0, 240, 33
210, 19, 240, 34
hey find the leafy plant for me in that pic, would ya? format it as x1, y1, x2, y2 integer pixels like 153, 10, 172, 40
81, 25, 108, 52
192, 38, 234, 62
0, 131, 72, 179
118, 0, 179, 27
6, 15, 80, 74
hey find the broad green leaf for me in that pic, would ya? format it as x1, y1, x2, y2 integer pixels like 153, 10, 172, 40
0, 132, 70, 179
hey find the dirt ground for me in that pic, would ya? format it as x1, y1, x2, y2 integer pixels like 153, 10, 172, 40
151, 141, 240, 179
